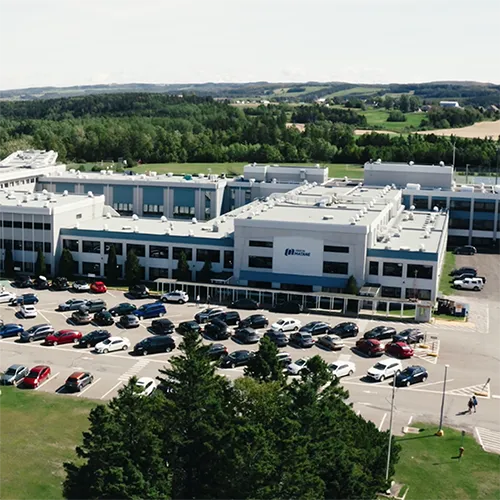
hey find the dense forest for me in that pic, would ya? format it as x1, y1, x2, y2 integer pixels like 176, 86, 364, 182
0, 93, 498, 168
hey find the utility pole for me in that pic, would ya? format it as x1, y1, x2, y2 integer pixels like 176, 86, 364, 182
385, 374, 397, 482
496, 147, 499, 185
452, 141, 456, 168
436, 364, 450, 436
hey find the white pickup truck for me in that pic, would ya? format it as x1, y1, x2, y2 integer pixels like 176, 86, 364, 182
453, 277, 484, 291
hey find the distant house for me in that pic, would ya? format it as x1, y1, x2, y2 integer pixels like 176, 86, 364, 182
315, 98, 327, 104
439, 101, 460, 108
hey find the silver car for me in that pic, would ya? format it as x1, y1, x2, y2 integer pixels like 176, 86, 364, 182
1, 364, 29, 385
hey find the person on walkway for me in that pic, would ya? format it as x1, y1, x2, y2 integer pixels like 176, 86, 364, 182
196, 295, 200, 307
207, 296, 211, 306
0, 285, 4, 293
472, 395, 478, 413
467, 398, 474, 414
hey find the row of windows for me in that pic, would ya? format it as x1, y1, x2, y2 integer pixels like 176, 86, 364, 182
247, 256, 350, 275
324, 245, 349, 253
0, 221, 51, 230
112, 203, 134, 215
0, 240, 51, 252
369, 262, 433, 280
0, 178, 36, 189
410, 198, 497, 213
449, 219, 500, 231
380, 286, 432, 300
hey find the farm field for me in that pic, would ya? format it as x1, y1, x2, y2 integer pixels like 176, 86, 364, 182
418, 119, 500, 139
325, 86, 383, 98
360, 109, 425, 131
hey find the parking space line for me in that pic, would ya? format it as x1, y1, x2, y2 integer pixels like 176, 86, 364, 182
418, 379, 454, 388
36, 372, 60, 390
407, 416, 413, 426
78, 378, 101, 397
37, 310, 50, 323
378, 413, 387, 431
100, 381, 123, 400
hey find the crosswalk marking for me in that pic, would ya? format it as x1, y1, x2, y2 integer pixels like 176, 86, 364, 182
118, 359, 150, 382
475, 427, 500, 454
448, 383, 490, 398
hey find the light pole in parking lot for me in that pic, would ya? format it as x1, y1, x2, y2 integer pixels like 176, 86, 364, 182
385, 373, 397, 482
436, 364, 450, 436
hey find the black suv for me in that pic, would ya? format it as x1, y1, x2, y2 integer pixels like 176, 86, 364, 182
273, 301, 303, 314
19, 324, 55, 342
230, 298, 259, 310
51, 277, 70, 291
85, 299, 107, 313
93, 311, 114, 326
263, 329, 289, 347
220, 350, 255, 368
330, 322, 359, 338
177, 321, 201, 335
207, 343, 228, 361
299, 321, 330, 336
233, 327, 259, 344
239, 314, 269, 330
128, 284, 150, 299
363, 326, 397, 341
204, 319, 231, 340
393, 328, 424, 344
109, 302, 137, 316
150, 318, 175, 335
134, 336, 176, 356
216, 311, 240, 326
78, 329, 111, 348
13, 275, 33, 288
289, 331, 315, 348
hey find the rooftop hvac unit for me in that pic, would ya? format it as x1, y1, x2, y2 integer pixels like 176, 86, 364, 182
122, 225, 132, 230
149, 171, 157, 177
69, 169, 76, 173
63, 190, 68, 196
165, 228, 170, 235
376, 158, 382, 163
323, 215, 334, 220
22, 194, 29, 203
160, 216, 167, 222
139, 174, 146, 179
433, 206, 439, 212
107, 170, 113, 175
167, 172, 173, 177
100, 170, 106, 175
17, 200, 22, 206
272, 178, 277, 184
409, 161, 414, 166
409, 212, 414, 220
400, 246, 410, 251
212, 223, 219, 232
439, 161, 445, 167
189, 230, 194, 237
106, 212, 112, 219
344, 176, 348, 182
133, 226, 139, 233
43, 201, 49, 208
74, 223, 79, 229
103, 224, 108, 231
199, 173, 205, 179
409, 205, 415, 211
385, 245, 391, 250
220, 216, 226, 223
419, 244, 426, 251
88, 191, 94, 198
132, 214, 139, 220
349, 217, 356, 225
191, 217, 197, 224
393, 232, 401, 238
42, 189, 48, 195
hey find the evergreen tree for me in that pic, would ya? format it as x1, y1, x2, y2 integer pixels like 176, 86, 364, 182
345, 275, 359, 295
176, 251, 190, 281
124, 249, 141, 285
35, 248, 47, 277
58, 248, 75, 280
245, 335, 286, 384
3, 245, 15, 278
106, 244, 119, 283
198, 257, 213, 283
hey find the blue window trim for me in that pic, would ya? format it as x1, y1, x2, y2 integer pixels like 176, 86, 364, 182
367, 249, 438, 262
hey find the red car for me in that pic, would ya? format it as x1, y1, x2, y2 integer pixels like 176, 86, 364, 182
355, 338, 384, 357
45, 329, 83, 346
23, 365, 51, 389
385, 341, 414, 359
91, 281, 107, 293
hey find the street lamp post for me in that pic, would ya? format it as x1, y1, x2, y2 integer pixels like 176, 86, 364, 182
436, 364, 450, 436
385, 374, 397, 482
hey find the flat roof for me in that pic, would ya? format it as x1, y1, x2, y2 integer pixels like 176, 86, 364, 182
364, 161, 453, 172
0, 150, 58, 169
0, 190, 104, 211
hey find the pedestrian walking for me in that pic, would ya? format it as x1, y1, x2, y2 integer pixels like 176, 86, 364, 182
207, 295, 211, 306
196, 295, 200, 307
0, 285, 4, 293
467, 398, 473, 414
472, 395, 478, 413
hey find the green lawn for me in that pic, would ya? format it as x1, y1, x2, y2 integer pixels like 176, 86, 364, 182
326, 86, 383, 98
394, 424, 500, 500
0, 386, 97, 500
360, 108, 425, 132
439, 251, 456, 296
66, 162, 364, 179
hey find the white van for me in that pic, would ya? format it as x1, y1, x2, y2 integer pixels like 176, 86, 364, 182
453, 277, 484, 291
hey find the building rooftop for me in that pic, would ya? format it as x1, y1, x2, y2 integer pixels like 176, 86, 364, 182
0, 190, 105, 211
0, 150, 59, 169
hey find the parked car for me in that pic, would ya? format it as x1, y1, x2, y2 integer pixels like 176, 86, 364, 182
90, 281, 107, 293
239, 314, 269, 330
95, 336, 130, 353
287, 358, 310, 375
289, 331, 315, 348
119, 314, 140, 329
134, 302, 166, 319
271, 318, 301, 332
13, 276, 33, 288
263, 329, 289, 347
134, 335, 175, 355
51, 277, 70, 291
204, 319, 231, 340
315, 334, 344, 351
220, 350, 255, 368
0, 323, 23, 338
454, 245, 477, 255
454, 272, 480, 282
10, 293, 39, 306
84, 299, 107, 313
300, 321, 331, 336
355, 338, 384, 357
161, 290, 188, 304
393, 328, 424, 344
109, 302, 137, 316
1, 364, 29, 385
363, 325, 397, 341
19, 324, 54, 342
195, 307, 225, 323
150, 318, 175, 335
395, 365, 428, 386
277, 352, 292, 367
177, 320, 201, 335
45, 329, 83, 346
78, 329, 111, 348
71, 309, 92, 325
233, 327, 259, 344
20, 304, 37, 319
330, 321, 359, 338
33, 276, 49, 290
0, 291, 17, 304
273, 301, 303, 314
329, 361, 356, 379
215, 311, 240, 326
206, 343, 228, 361
450, 267, 477, 277
58, 298, 88, 312
385, 341, 414, 359
135, 377, 157, 396
453, 277, 484, 291
93, 310, 114, 326
72, 280, 90, 292
230, 298, 259, 310
128, 284, 150, 299
367, 359, 403, 381
23, 365, 51, 388
65, 372, 94, 392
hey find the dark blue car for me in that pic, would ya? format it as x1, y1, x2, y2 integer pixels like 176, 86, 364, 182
133, 302, 166, 320
0, 323, 24, 338
10, 293, 39, 306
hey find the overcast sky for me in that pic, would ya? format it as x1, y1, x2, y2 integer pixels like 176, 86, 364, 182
1, 0, 498, 90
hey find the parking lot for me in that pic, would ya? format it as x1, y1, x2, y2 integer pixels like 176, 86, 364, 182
1, 281, 499, 437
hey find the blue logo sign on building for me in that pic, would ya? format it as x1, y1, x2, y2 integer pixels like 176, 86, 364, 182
284, 248, 311, 257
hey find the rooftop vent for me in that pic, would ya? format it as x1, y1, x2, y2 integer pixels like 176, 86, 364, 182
191, 217, 197, 224
43, 201, 49, 208
349, 217, 356, 225
133, 226, 139, 233
323, 215, 335, 220
220, 216, 226, 223
419, 244, 426, 252
384, 244, 391, 249
122, 225, 132, 231
400, 246, 410, 251
106, 212, 112, 219
74, 222, 79, 229
87, 191, 94, 198
439, 161, 445, 167
42, 189, 48, 195
160, 216, 167, 222
189, 230, 194, 237
17, 200, 22, 206
62, 190, 68, 197
167, 172, 173, 177
103, 224, 109, 231
132, 214, 139, 220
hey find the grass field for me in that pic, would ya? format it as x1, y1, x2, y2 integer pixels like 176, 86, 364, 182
66, 162, 364, 179
360, 108, 425, 132
272, 86, 328, 98
394, 424, 500, 500
0, 386, 97, 500
439, 251, 456, 296
326, 86, 383, 98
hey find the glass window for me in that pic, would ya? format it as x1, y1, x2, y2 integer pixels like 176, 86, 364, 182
149, 267, 169, 279
14, 221, 22, 229
324, 245, 349, 253
224, 250, 234, 269
383, 262, 403, 277
381, 286, 402, 298
24, 241, 33, 251
34, 241, 42, 251
44, 242, 51, 253
450, 199, 471, 211
82, 240, 101, 254
173, 206, 195, 218
14, 240, 22, 250
63, 239, 79, 252
196, 249, 220, 263
126, 244, 145, 257
449, 218, 470, 230
3, 221, 12, 228
405, 288, 431, 300
43, 223, 51, 231
244, 190, 251, 202
369, 261, 379, 275
472, 219, 494, 231
23, 221, 33, 229
407, 264, 433, 280
82, 262, 101, 275
413, 197, 429, 210
34, 222, 43, 230
323, 261, 349, 275
249, 240, 273, 248
474, 201, 496, 213
431, 198, 447, 210
248, 256, 273, 269
149, 245, 169, 259
104, 242, 123, 255
173, 247, 192, 260
104, 263, 123, 278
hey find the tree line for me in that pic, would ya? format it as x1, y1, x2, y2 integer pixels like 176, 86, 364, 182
63, 331, 400, 499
